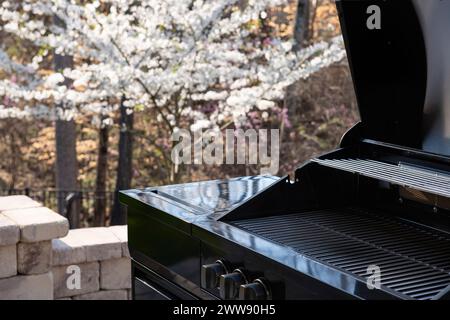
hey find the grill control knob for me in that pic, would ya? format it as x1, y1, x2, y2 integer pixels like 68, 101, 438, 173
219, 269, 248, 299
239, 278, 271, 300
201, 260, 229, 289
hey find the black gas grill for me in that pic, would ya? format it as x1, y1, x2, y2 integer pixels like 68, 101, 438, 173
120, 0, 450, 300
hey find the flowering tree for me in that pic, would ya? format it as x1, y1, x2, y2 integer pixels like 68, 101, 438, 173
0, 0, 346, 225
0, 0, 346, 224
1, 0, 345, 126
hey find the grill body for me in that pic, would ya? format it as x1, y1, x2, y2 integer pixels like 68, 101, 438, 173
121, 139, 450, 300
120, 0, 450, 300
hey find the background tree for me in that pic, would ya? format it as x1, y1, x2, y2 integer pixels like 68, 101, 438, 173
294, 0, 313, 49
53, 15, 79, 228
110, 97, 133, 226
0, 0, 349, 226
93, 107, 109, 227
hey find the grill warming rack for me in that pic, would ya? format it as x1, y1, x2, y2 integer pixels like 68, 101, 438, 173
232, 207, 450, 300
312, 158, 450, 198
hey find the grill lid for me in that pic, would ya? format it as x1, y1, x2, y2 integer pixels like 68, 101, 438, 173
337, 0, 450, 157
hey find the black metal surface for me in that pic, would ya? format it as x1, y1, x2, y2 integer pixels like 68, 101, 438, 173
154, 176, 278, 214
231, 207, 450, 300
337, 0, 450, 157
196, 222, 363, 300
132, 259, 201, 300
120, 176, 277, 222
120, 176, 278, 235
412, 0, 450, 156
123, 176, 278, 300
336, 0, 427, 151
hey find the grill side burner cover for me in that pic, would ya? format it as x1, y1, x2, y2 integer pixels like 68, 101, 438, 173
337, 0, 450, 157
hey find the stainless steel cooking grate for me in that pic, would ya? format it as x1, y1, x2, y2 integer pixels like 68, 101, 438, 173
312, 158, 450, 198
232, 207, 450, 300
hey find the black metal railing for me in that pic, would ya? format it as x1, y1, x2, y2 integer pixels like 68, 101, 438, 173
0, 188, 114, 227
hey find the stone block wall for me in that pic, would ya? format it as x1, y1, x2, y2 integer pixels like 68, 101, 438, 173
0, 196, 131, 300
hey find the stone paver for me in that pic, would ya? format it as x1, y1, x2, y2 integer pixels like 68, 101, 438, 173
0, 272, 53, 300
72, 228, 122, 262
52, 233, 87, 266
0, 245, 17, 279
109, 225, 130, 257
0, 195, 42, 212
2, 207, 69, 242
100, 257, 131, 290
52, 262, 99, 298
0, 214, 19, 246
17, 241, 52, 274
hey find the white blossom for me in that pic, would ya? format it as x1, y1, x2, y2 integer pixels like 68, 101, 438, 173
0, 0, 346, 127
45, 73, 65, 88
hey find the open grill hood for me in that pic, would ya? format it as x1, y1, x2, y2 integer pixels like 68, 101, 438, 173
337, 0, 450, 157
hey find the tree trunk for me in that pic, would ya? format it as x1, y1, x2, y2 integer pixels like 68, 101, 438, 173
110, 97, 134, 225
94, 121, 109, 227
55, 119, 79, 228
53, 15, 79, 228
286, 1, 316, 122
293, 0, 312, 50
